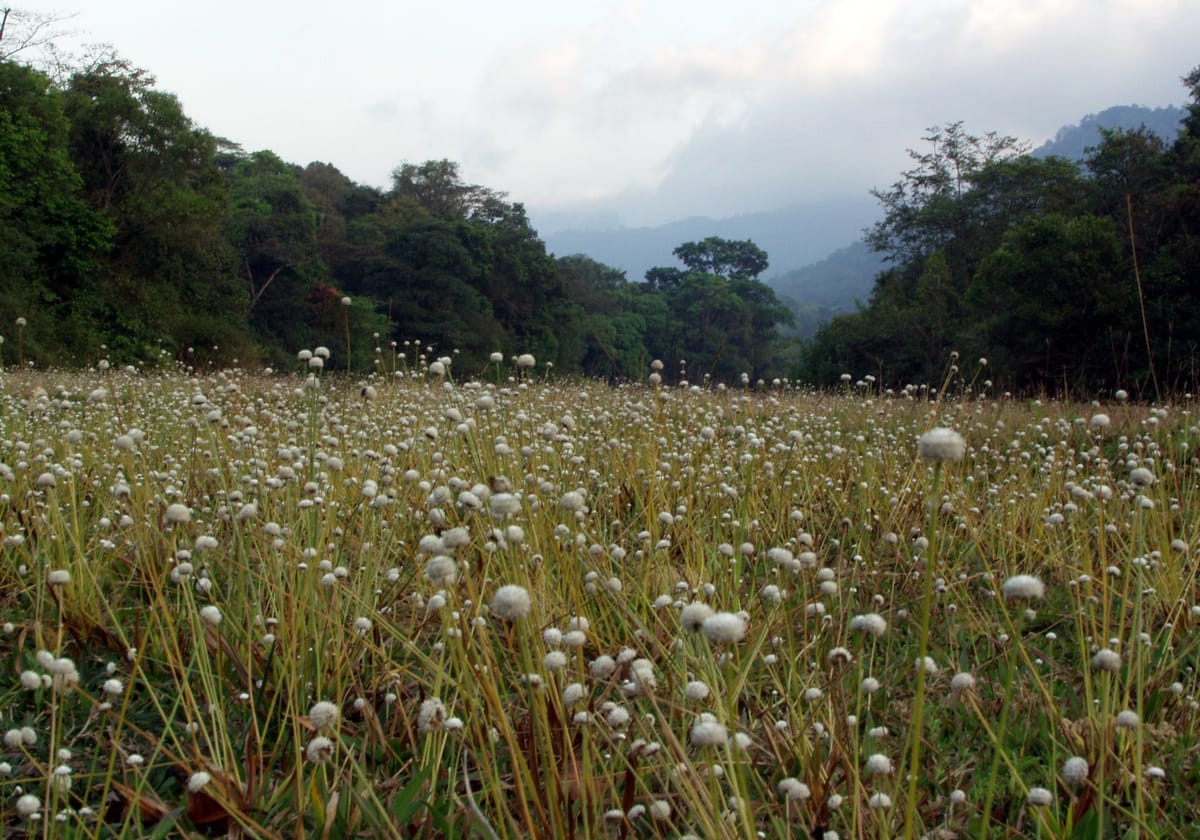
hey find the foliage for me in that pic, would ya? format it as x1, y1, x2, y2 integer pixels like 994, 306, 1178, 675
803, 66, 1200, 394
0, 59, 110, 362
639, 238, 793, 382
3, 42, 1200, 393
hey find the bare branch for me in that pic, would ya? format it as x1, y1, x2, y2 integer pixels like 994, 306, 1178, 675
0, 7, 77, 63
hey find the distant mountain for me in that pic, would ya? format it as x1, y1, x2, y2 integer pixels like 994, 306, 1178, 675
766, 241, 885, 338
540, 198, 879, 283
1033, 104, 1186, 161
536, 103, 1188, 342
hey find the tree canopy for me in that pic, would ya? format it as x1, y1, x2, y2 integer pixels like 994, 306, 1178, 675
802, 66, 1200, 395
3, 33, 1200, 394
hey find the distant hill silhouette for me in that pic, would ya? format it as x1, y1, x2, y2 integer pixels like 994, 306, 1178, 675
540, 198, 879, 284
539, 103, 1189, 342
1033, 104, 1186, 161
766, 241, 885, 338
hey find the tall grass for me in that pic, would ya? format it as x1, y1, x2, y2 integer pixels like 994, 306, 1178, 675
0, 362, 1197, 838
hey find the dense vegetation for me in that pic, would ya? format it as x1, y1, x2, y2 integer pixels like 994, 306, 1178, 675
2, 368, 1199, 837
0, 44, 793, 383
2, 12, 1199, 394
801, 68, 1200, 396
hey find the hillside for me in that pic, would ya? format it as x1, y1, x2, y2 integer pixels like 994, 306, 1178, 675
540, 198, 879, 283
767, 241, 885, 338
1033, 104, 1185, 160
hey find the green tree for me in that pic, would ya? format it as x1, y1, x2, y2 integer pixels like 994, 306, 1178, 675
0, 58, 109, 362
556, 255, 646, 379
641, 237, 792, 381
62, 58, 248, 364
673, 236, 769, 280
390, 159, 502, 220
226, 150, 323, 323
965, 213, 1127, 387
867, 122, 1029, 269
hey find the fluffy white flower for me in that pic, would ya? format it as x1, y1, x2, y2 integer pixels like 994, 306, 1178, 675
309, 701, 339, 732
1001, 575, 1045, 600
418, 697, 447, 733
917, 428, 966, 463
1062, 756, 1089, 786
423, 555, 458, 587
849, 613, 888, 637
1026, 787, 1053, 807
950, 672, 976, 693
1129, 466, 1156, 486
701, 611, 747, 644
15, 793, 40, 818
164, 503, 191, 525
306, 736, 334, 763
1091, 649, 1122, 673
864, 753, 892, 776
680, 602, 715, 632
689, 713, 727, 747
491, 584, 532, 621
198, 605, 222, 626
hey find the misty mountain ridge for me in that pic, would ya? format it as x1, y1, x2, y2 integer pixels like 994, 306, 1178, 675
539, 102, 1188, 338
1032, 104, 1186, 160
540, 197, 880, 286
769, 241, 885, 338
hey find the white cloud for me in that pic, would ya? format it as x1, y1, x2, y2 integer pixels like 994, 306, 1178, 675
18, 0, 1199, 226
504, 0, 1199, 225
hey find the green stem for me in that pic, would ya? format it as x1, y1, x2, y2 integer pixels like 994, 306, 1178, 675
904, 462, 943, 837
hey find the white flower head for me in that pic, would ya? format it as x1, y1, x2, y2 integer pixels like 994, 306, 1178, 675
680, 602, 715, 632
491, 584, 532, 622
1026, 787, 1053, 807
1062, 756, 1089, 786
864, 753, 892, 776
309, 701, 339, 732
849, 612, 888, 637
423, 555, 458, 587
306, 735, 335, 763
15, 793, 40, 819
164, 503, 191, 525
1091, 649, 1121, 673
917, 428, 966, 463
1002, 575, 1046, 601
198, 605, 222, 627
689, 713, 727, 747
701, 611, 747, 644
1130, 467, 1156, 487
418, 697, 447, 733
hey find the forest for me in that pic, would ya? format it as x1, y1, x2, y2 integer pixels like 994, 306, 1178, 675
803, 69, 1200, 396
1, 20, 1198, 393
0, 43, 791, 383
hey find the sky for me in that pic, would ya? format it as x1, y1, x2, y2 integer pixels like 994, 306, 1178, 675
13, 0, 1200, 231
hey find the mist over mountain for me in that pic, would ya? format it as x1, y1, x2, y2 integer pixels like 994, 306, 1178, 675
1033, 104, 1186, 160
538, 197, 880, 284
533, 102, 1191, 345
768, 241, 886, 338
538, 104, 1188, 292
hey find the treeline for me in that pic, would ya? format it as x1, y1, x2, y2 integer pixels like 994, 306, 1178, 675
800, 66, 1200, 396
0, 54, 792, 381
5, 41, 1199, 393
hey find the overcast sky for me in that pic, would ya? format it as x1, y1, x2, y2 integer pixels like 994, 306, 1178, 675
16, 0, 1199, 230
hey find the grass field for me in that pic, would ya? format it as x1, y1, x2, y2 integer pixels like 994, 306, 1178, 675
0, 361, 1197, 838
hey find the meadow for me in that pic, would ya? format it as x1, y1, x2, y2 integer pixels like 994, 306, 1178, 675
0, 355, 1198, 839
